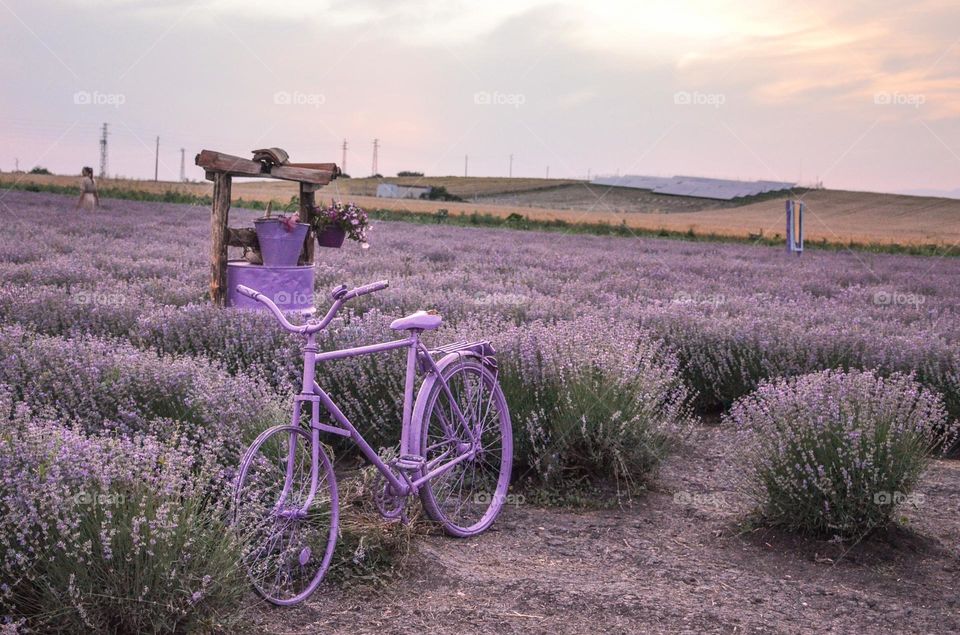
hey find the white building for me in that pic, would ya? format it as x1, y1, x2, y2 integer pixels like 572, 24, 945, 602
376, 183, 433, 199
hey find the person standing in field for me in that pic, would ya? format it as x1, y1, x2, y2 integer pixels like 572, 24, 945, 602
76, 166, 100, 210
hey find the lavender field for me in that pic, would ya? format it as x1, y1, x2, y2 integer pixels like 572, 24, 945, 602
2, 190, 959, 631
2, 190, 958, 419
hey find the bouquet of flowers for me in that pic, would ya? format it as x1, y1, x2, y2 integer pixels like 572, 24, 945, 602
278, 212, 300, 231
311, 201, 370, 247
259, 201, 301, 232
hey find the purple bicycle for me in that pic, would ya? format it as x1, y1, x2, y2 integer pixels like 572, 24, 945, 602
232, 280, 513, 605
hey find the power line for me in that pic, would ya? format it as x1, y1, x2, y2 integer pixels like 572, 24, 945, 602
99, 123, 108, 178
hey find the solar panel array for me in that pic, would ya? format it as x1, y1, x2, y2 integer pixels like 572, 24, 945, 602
590, 175, 795, 200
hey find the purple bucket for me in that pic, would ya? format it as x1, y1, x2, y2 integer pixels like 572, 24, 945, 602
254, 219, 309, 266
226, 261, 315, 314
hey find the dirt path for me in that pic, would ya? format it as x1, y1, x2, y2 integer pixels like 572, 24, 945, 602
255, 424, 960, 634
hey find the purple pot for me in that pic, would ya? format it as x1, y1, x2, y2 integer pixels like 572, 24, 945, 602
254, 219, 309, 266
316, 226, 346, 249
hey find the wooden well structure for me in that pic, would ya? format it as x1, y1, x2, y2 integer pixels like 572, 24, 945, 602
195, 149, 340, 306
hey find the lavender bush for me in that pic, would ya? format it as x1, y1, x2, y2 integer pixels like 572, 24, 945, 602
0, 401, 250, 633
727, 370, 956, 538
0, 325, 284, 463
492, 318, 693, 491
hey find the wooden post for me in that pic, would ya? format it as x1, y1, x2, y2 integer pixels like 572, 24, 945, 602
299, 182, 318, 265
210, 173, 232, 306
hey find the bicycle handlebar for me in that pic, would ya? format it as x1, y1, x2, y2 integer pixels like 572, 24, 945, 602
236, 279, 389, 335
343, 279, 389, 301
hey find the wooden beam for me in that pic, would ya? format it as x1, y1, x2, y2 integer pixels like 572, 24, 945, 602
226, 227, 258, 248
299, 183, 316, 265
270, 164, 337, 185
287, 162, 340, 174
210, 173, 232, 306
196, 150, 264, 177
196, 149, 339, 185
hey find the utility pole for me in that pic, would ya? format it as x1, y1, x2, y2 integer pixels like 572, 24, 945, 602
14, 157, 19, 173
154, 136, 159, 181
99, 123, 108, 178
371, 138, 379, 176
464, 154, 468, 177
545, 165, 550, 179
179, 148, 186, 182
341, 139, 348, 175
509, 153, 513, 178
587, 167, 591, 180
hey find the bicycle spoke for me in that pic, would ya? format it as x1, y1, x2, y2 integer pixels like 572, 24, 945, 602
420, 360, 512, 535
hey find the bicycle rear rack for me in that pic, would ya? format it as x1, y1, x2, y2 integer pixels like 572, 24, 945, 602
421, 340, 498, 372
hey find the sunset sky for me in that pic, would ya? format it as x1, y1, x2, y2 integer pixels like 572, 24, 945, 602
2, 0, 959, 194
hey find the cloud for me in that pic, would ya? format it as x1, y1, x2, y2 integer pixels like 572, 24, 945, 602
3, 0, 959, 191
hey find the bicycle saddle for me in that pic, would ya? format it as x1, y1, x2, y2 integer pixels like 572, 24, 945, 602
389, 310, 442, 331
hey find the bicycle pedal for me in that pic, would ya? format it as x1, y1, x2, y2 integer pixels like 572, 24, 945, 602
394, 454, 425, 470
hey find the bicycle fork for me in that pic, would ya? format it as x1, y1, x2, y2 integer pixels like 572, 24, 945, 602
274, 400, 322, 519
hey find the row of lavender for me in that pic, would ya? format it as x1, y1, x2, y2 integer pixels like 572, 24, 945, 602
0, 193, 692, 629
2, 192, 958, 421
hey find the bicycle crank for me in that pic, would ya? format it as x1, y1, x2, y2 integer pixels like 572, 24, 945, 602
373, 472, 409, 524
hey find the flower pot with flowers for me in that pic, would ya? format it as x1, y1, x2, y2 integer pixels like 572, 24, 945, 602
311, 201, 370, 249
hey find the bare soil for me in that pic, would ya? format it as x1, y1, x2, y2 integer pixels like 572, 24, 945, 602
254, 424, 960, 634
471, 183, 737, 214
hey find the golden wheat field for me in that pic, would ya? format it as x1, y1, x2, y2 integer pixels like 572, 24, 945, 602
4, 172, 959, 247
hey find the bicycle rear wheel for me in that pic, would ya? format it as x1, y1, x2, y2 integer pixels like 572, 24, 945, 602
415, 357, 513, 537
234, 425, 338, 605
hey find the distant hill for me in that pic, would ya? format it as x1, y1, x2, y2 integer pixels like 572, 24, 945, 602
3, 172, 959, 247
899, 187, 960, 200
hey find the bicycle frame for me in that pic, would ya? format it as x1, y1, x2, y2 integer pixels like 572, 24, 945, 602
290, 329, 478, 508
235, 280, 512, 605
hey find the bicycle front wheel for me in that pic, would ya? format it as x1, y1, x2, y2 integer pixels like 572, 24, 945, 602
415, 357, 513, 537
234, 425, 339, 606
